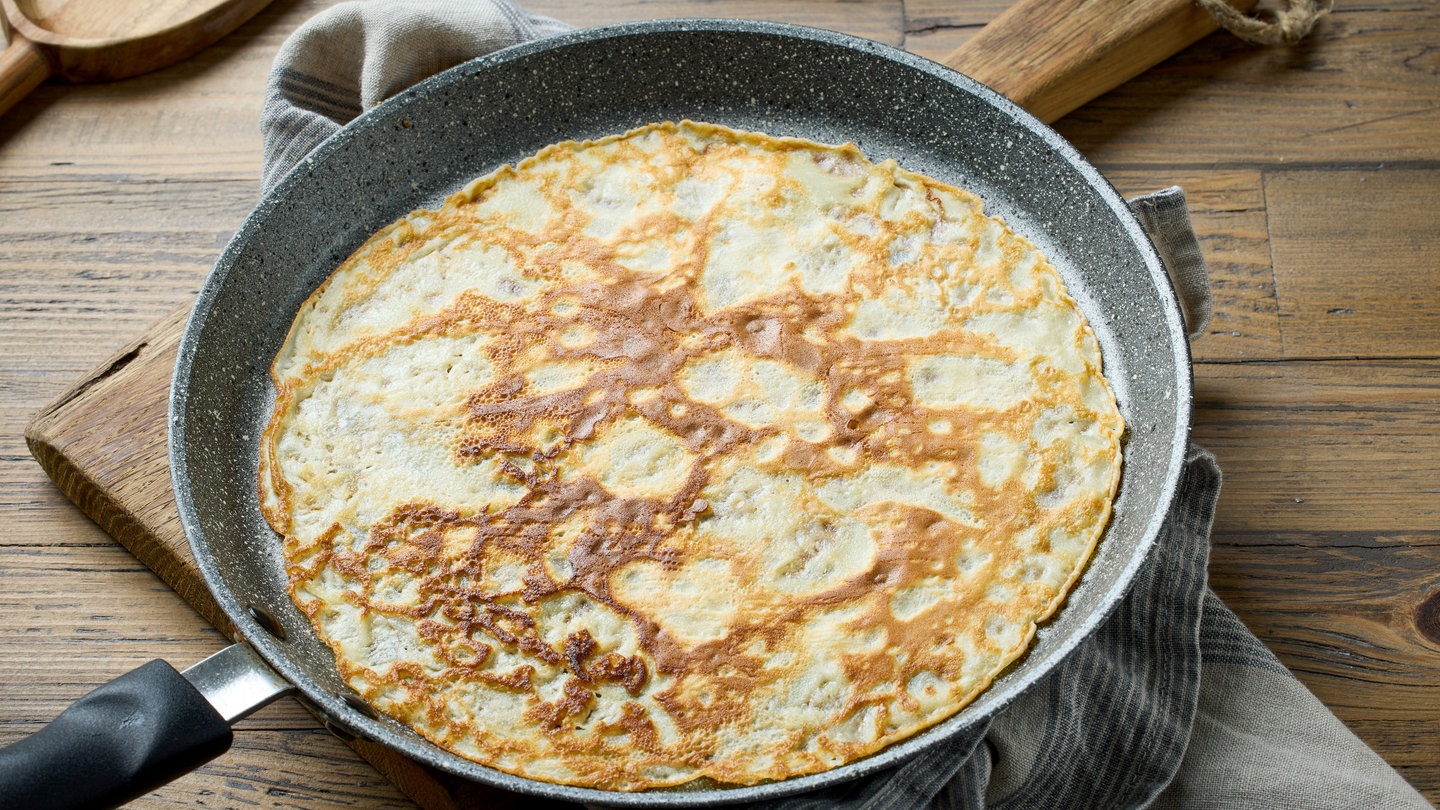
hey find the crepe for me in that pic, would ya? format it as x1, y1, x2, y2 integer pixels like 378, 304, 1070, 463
259, 120, 1124, 791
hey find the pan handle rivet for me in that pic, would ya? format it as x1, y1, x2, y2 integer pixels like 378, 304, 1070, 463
341, 691, 379, 720
247, 605, 287, 640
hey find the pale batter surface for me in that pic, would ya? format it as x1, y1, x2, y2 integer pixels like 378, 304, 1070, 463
260, 121, 1124, 791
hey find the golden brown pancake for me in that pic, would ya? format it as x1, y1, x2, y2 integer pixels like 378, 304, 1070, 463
259, 121, 1124, 791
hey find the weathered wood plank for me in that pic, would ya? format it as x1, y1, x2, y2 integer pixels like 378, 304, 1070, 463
1093, 166, 1440, 364
902, 0, 1009, 30
1266, 167, 1440, 360
1057, 3, 1440, 167
902, 25, 976, 64
524, 0, 903, 43
0, 179, 247, 362
21, 307, 223, 621
1193, 360, 1440, 534
8, 2, 1436, 182
0, 540, 338, 736
0, 0, 906, 182
0, 542, 239, 720
148, 730, 415, 808
1210, 536, 1440, 797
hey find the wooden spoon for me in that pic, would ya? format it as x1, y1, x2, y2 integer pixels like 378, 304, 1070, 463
0, 0, 273, 116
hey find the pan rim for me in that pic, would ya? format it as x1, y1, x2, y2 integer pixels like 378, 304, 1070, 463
171, 16, 1193, 807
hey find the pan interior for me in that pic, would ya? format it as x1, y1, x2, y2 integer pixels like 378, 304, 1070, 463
171, 19, 1190, 807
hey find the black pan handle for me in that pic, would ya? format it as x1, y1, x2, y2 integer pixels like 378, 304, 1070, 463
0, 644, 294, 810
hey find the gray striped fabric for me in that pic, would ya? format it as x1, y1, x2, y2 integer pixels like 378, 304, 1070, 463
258, 4, 1433, 807
1129, 189, 1212, 341
260, 0, 571, 192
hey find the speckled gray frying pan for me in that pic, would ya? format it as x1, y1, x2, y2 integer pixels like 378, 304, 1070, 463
0, 18, 1197, 810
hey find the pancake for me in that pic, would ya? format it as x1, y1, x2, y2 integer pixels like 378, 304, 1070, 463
259, 120, 1124, 791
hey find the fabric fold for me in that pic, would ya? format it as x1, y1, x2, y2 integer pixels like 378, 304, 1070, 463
260, 0, 572, 191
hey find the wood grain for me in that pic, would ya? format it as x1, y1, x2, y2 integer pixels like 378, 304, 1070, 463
23, 309, 219, 624
902, 0, 1010, 29
1, 0, 274, 83
1107, 167, 1280, 360
524, 0, 904, 44
1194, 361, 1440, 534
0, 31, 47, 113
1209, 537, 1440, 786
942, 0, 1259, 123
1055, 2, 1440, 167
1266, 168, 1440, 359
3, 0, 1438, 807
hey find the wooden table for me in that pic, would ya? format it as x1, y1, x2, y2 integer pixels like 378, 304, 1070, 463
2, 1, 1437, 807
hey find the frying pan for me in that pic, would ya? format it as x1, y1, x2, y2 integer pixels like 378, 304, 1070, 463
0, 7, 1205, 809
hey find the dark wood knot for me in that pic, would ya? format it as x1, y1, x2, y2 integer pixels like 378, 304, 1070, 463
1416, 588, 1440, 647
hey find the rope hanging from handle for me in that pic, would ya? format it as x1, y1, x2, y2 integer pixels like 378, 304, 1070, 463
1197, 0, 1334, 46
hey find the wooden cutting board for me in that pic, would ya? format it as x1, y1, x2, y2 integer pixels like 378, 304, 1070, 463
23, 307, 555, 810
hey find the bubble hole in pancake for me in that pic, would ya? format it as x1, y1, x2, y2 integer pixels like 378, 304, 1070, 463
259, 121, 1124, 792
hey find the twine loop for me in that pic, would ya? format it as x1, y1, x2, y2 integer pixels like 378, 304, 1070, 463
1197, 0, 1334, 46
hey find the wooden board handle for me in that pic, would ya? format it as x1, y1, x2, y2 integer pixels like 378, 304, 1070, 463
0, 30, 51, 116
944, 0, 1259, 124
